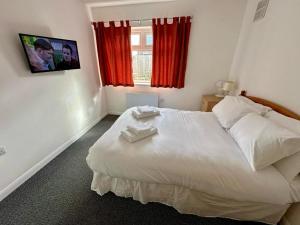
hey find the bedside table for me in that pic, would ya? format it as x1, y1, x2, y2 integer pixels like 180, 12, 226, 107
200, 95, 224, 112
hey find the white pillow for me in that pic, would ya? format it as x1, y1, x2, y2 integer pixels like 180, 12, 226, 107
238, 96, 272, 115
274, 152, 300, 182
266, 111, 300, 134
266, 111, 300, 182
212, 96, 265, 129
229, 113, 300, 171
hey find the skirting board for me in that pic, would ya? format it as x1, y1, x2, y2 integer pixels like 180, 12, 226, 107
0, 113, 107, 202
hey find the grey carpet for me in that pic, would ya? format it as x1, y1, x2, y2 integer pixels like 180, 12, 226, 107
0, 115, 267, 225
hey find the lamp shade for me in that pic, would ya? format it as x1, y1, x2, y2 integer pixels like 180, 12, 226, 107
222, 81, 236, 92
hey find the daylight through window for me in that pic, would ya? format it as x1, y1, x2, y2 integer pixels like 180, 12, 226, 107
131, 26, 153, 84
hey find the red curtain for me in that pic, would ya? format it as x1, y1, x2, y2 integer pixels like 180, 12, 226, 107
151, 17, 191, 88
93, 21, 134, 87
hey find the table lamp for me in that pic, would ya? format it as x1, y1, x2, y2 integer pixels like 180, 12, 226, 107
222, 81, 236, 96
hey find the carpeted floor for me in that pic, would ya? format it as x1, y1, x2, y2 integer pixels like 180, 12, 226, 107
0, 115, 267, 225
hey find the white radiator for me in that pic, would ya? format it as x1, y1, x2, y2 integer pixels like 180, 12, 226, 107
126, 92, 159, 109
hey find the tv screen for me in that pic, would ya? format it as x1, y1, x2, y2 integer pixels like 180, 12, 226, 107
19, 33, 80, 73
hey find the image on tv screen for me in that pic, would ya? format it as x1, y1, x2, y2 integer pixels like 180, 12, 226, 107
19, 34, 80, 73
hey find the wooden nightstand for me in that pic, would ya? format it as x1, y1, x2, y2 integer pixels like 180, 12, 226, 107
200, 95, 224, 112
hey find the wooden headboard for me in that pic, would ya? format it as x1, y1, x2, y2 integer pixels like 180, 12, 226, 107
240, 90, 300, 120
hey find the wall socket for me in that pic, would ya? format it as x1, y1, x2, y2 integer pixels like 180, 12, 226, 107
0, 146, 6, 156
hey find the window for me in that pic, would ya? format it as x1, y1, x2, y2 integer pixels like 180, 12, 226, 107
145, 34, 153, 46
131, 34, 140, 46
131, 26, 152, 84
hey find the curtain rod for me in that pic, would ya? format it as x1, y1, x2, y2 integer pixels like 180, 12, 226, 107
90, 16, 192, 25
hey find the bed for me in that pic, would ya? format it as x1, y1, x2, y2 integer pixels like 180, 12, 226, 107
86, 91, 300, 224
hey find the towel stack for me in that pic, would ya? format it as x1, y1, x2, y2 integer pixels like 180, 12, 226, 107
121, 123, 158, 143
132, 106, 160, 119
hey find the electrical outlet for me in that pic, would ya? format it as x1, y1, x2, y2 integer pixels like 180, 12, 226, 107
0, 146, 6, 156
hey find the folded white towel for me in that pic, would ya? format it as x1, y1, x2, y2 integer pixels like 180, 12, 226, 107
137, 105, 156, 113
121, 127, 158, 143
132, 109, 160, 119
127, 124, 153, 135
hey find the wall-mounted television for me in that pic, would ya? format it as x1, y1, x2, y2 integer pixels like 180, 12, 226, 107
19, 33, 80, 73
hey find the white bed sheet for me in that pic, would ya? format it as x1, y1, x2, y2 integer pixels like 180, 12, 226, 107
91, 172, 289, 225
87, 108, 294, 205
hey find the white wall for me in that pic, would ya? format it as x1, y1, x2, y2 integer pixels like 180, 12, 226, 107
230, 1, 300, 224
0, 0, 107, 199
89, 0, 247, 114
230, 0, 300, 114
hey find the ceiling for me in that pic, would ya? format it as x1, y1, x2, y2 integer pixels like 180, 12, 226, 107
81, 0, 121, 2
82, 0, 176, 5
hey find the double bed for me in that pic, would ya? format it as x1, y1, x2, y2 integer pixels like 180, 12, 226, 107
86, 91, 300, 224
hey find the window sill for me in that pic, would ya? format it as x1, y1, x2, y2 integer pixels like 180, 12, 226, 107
134, 82, 151, 86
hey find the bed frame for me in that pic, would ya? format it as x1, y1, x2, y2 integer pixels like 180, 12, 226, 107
240, 90, 300, 120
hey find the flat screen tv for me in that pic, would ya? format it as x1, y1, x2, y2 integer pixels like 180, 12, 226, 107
19, 33, 80, 73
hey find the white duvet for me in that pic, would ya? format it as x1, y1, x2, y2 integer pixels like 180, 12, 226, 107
87, 108, 294, 205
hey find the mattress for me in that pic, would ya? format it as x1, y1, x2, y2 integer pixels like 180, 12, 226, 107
86, 108, 295, 223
